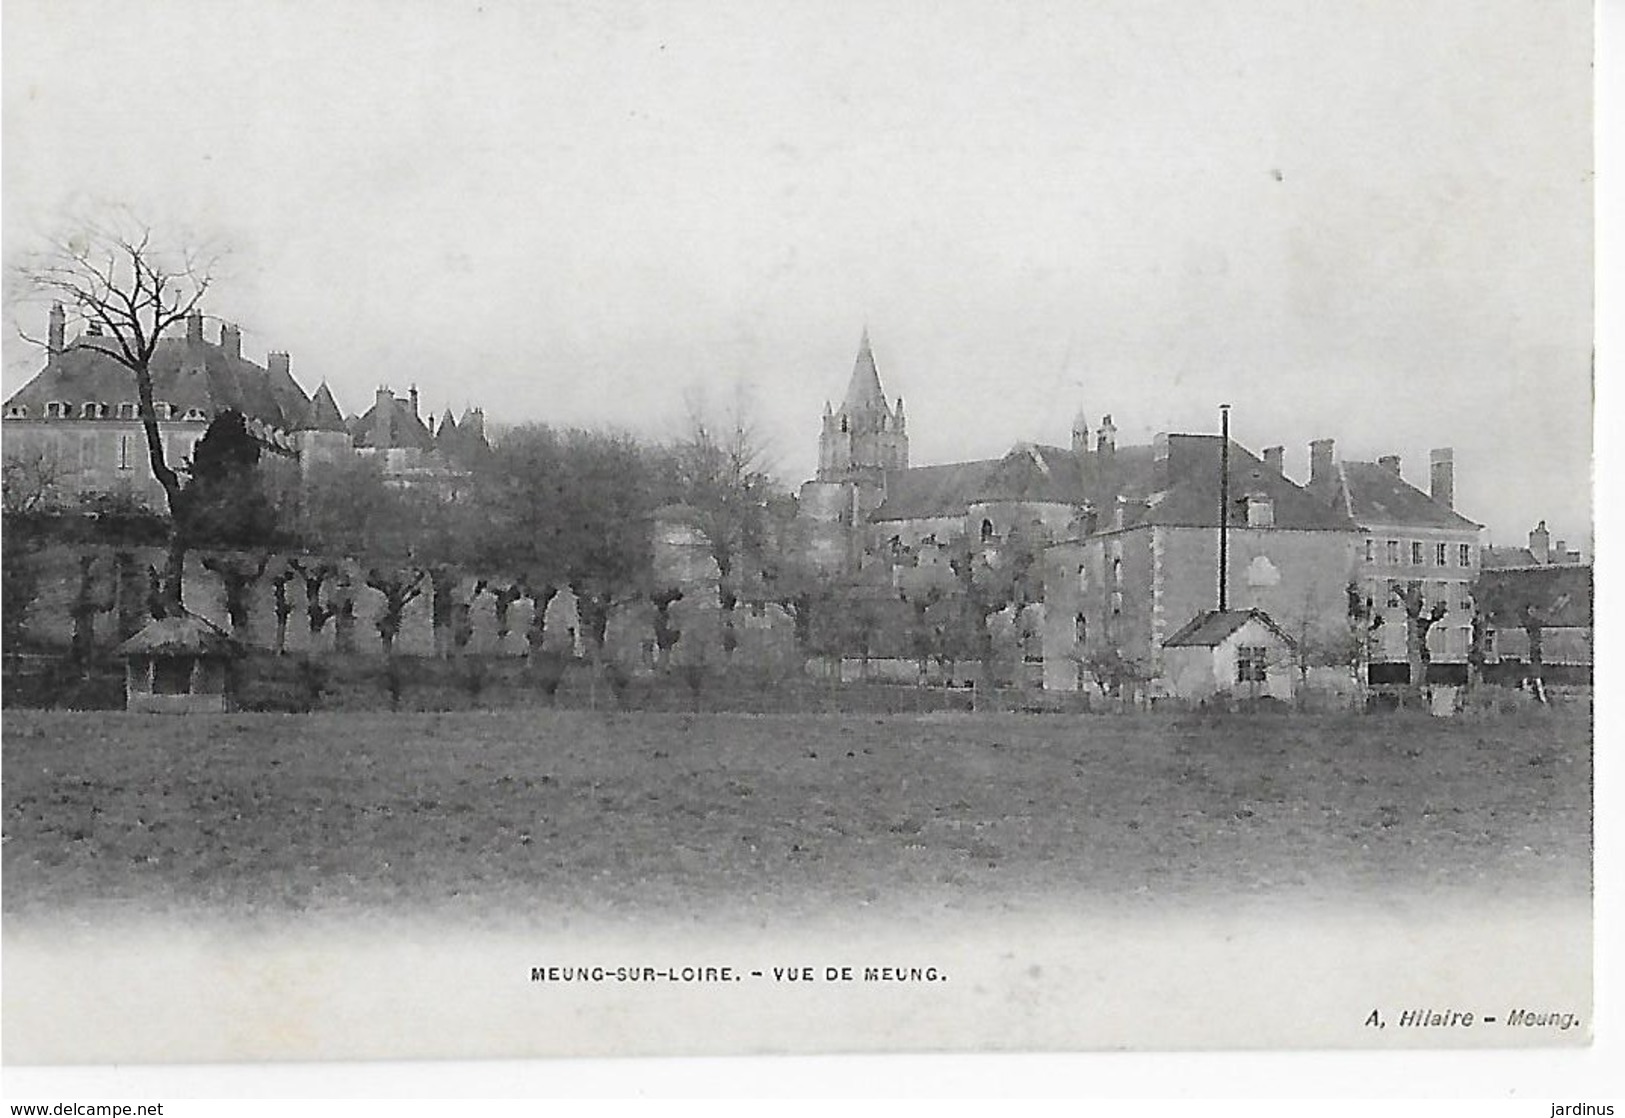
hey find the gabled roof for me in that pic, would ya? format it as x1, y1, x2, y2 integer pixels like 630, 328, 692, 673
117, 612, 236, 656
1333, 461, 1481, 531
5, 334, 309, 430
1126, 435, 1356, 532
297, 382, 348, 433
1163, 608, 1293, 648
1483, 546, 1537, 569
871, 442, 1158, 522
350, 395, 436, 451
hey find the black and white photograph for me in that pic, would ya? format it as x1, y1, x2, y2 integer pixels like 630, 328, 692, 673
0, 0, 1603, 1095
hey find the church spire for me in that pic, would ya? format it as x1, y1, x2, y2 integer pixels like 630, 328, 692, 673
844, 327, 887, 412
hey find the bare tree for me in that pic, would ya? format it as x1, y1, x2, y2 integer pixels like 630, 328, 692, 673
667, 390, 776, 656
2, 447, 74, 515
13, 214, 223, 612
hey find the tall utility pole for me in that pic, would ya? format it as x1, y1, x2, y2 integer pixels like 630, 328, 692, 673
1218, 404, 1231, 612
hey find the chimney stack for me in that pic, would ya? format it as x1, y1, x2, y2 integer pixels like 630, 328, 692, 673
1263, 445, 1284, 474
1555, 540, 1567, 562
1429, 447, 1454, 508
221, 323, 241, 360
267, 352, 290, 380
186, 310, 204, 344
1378, 454, 1402, 475
409, 385, 420, 420
1309, 439, 1335, 487
1529, 520, 1550, 565
47, 302, 65, 358
374, 387, 394, 448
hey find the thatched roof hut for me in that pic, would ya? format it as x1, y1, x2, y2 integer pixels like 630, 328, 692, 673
118, 612, 238, 713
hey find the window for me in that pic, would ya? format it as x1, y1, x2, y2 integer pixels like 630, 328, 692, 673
1077, 564, 1089, 594
1237, 646, 1268, 684
1365, 539, 1375, 562
118, 435, 132, 471
117, 403, 137, 420
1074, 613, 1087, 645
4, 405, 25, 418
154, 401, 173, 420
183, 407, 208, 421
1458, 543, 1472, 567
980, 519, 995, 543
1410, 541, 1424, 565
1245, 496, 1274, 528
1386, 540, 1399, 564
1435, 543, 1447, 566
153, 656, 192, 695
45, 402, 66, 419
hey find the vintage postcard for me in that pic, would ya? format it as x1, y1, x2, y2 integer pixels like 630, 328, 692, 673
0, 0, 1598, 1079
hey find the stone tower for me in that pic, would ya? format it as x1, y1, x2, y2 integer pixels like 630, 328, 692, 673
799, 331, 909, 574
816, 329, 908, 488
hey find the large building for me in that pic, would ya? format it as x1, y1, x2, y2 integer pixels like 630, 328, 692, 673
794, 333, 1497, 696
1305, 441, 1483, 679
3, 304, 488, 505
2, 306, 305, 505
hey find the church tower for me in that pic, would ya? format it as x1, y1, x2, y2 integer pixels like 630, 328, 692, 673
816, 329, 908, 486
799, 330, 910, 574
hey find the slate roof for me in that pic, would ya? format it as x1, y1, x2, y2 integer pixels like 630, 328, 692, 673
872, 443, 1157, 522
1163, 608, 1293, 648
1332, 461, 1480, 531
5, 333, 310, 430
297, 382, 349, 433
1483, 546, 1538, 569
350, 395, 436, 450
843, 330, 887, 412
1125, 435, 1356, 532
117, 612, 237, 657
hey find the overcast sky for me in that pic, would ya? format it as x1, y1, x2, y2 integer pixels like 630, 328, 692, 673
2, 0, 1594, 547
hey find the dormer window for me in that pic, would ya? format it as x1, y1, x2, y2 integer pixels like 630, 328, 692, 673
81, 402, 100, 418
117, 403, 137, 420
154, 401, 174, 420
45, 402, 66, 418
183, 407, 208, 422
4, 405, 26, 419
1244, 494, 1274, 528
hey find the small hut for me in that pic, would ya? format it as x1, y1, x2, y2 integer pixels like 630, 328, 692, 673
1161, 608, 1296, 704
118, 612, 237, 713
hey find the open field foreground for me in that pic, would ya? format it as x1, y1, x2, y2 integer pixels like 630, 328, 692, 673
2, 707, 1591, 925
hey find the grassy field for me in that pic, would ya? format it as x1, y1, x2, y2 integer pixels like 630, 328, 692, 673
0, 706, 1591, 926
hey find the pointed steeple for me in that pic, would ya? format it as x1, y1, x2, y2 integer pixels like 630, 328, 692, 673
298, 381, 348, 433
844, 328, 886, 412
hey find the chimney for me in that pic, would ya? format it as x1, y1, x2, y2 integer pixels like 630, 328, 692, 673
1309, 439, 1335, 487
1529, 520, 1550, 565
409, 385, 420, 420
47, 302, 65, 358
1429, 447, 1454, 508
1555, 540, 1567, 562
267, 352, 290, 380
374, 387, 394, 448
1096, 414, 1116, 456
221, 323, 241, 360
1378, 454, 1402, 475
1151, 432, 1170, 491
1263, 445, 1284, 474
186, 310, 203, 344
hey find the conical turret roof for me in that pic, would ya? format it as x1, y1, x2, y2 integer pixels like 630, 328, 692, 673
299, 381, 348, 433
